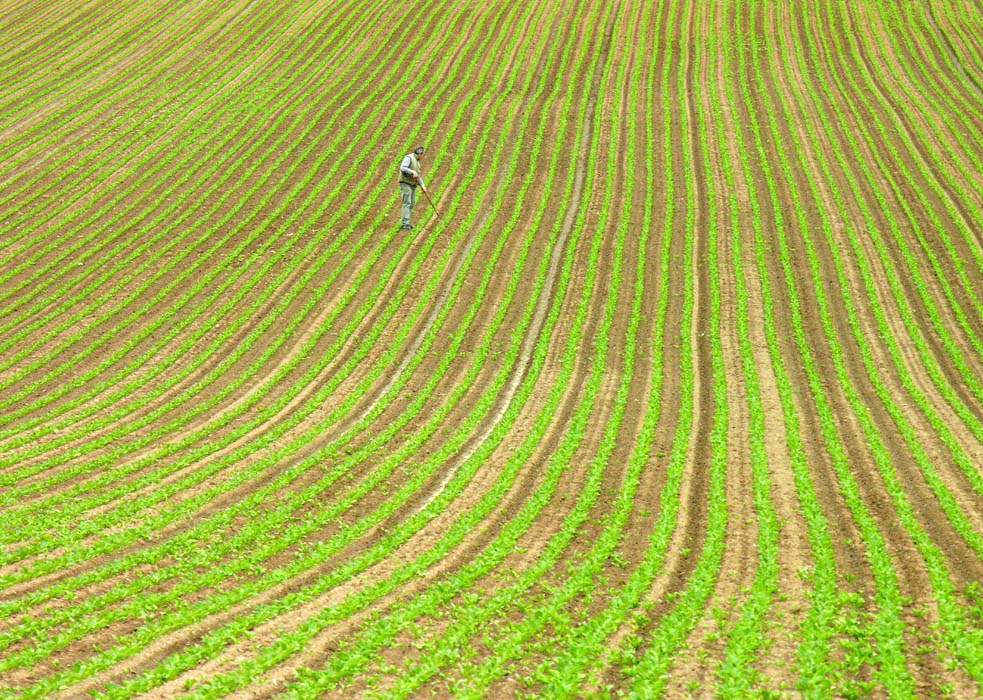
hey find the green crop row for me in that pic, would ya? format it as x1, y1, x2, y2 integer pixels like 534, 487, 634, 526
750, 11, 917, 696
713, 4, 782, 694
798, 0, 983, 684
2, 0, 982, 698
1, 0, 584, 696
0, 0, 476, 580
267, 6, 628, 696
0, 1, 287, 296
724, 5, 843, 697
0, 0, 433, 500
342, 4, 659, 696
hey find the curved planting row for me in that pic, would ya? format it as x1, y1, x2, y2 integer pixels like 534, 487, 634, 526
1, 0, 982, 698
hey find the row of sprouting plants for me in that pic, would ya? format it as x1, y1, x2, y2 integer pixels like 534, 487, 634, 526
3, 0, 983, 698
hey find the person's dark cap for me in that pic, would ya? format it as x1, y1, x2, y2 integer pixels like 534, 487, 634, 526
413, 146, 425, 155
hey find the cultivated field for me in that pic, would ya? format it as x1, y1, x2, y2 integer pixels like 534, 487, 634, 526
2, 0, 983, 697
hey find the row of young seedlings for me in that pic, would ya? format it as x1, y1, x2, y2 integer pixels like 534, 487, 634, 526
0, 0, 166, 163
501, 0, 709, 694
802, 0, 983, 686
718, 3, 844, 696
0, 0, 409, 544
147, 0, 623, 695
753, 0, 982, 694
845, 5, 983, 375
0, 0, 286, 305
0, 0, 458, 660
868, 0, 983, 419
0, 0, 500, 612
0, 0, 584, 696
281, 0, 736, 696
275, 0, 645, 696
760, 0, 925, 692
5, 0, 982, 697
591, 0, 983, 696
817, 0, 983, 553
707, 0, 783, 695
834, 0, 983, 441
0, 0, 365, 441
633, 0, 982, 695
762, 4, 919, 694
808, 0, 983, 495
0, 0, 418, 592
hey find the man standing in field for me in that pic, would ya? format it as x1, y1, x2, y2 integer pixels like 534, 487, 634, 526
398, 146, 428, 230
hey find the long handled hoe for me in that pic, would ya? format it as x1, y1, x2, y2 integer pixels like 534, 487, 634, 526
421, 184, 440, 220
